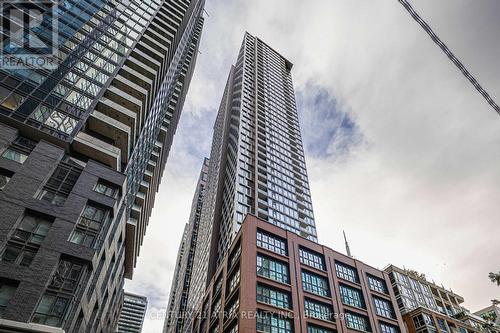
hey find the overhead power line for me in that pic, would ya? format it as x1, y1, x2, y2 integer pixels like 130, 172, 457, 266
398, 0, 500, 117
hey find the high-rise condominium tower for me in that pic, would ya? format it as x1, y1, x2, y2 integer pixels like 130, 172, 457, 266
176, 32, 317, 332
163, 158, 209, 333
116, 292, 148, 333
0, 0, 204, 332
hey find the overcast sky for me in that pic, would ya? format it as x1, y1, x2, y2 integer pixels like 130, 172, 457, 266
125, 1, 500, 331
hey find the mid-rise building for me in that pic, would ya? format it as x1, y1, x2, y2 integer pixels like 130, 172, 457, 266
188, 214, 405, 333
182, 32, 318, 331
164, 158, 209, 333
475, 305, 500, 327
0, 0, 205, 331
117, 292, 148, 333
384, 266, 496, 333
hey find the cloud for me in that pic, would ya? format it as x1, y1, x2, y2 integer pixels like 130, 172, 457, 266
126, 1, 500, 332
296, 82, 363, 159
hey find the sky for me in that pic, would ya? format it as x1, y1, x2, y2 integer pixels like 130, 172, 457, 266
125, 1, 500, 332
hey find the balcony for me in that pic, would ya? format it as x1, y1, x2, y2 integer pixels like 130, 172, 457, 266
72, 132, 121, 170
88, 110, 131, 163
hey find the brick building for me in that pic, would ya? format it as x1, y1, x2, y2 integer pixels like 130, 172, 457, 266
189, 215, 405, 333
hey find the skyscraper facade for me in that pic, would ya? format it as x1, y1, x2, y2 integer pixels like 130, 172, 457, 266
176, 32, 317, 332
0, 0, 204, 331
164, 158, 209, 333
116, 292, 148, 333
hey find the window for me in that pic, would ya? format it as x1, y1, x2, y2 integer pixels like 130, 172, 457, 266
1, 213, 52, 266
257, 254, 289, 284
345, 312, 371, 332
211, 297, 221, 320
214, 277, 223, 296
227, 269, 240, 294
32, 258, 85, 327
256, 312, 292, 333
1, 148, 28, 164
229, 242, 241, 267
302, 270, 330, 297
226, 323, 238, 333
339, 284, 365, 309
413, 315, 426, 328
0, 169, 13, 190
299, 247, 325, 270
367, 275, 388, 294
335, 262, 359, 283
373, 297, 395, 319
0, 282, 17, 317
380, 322, 400, 333
32, 293, 70, 327
257, 284, 291, 309
32, 108, 78, 134
93, 180, 119, 198
257, 229, 287, 256
225, 297, 239, 320
437, 319, 448, 332
307, 325, 334, 333
69, 203, 111, 247
37, 161, 82, 205
304, 299, 334, 322
49, 260, 84, 294
1, 136, 36, 164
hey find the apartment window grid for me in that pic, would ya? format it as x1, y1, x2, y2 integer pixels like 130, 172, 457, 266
302, 270, 330, 297
256, 284, 291, 310
335, 262, 359, 283
257, 254, 289, 284
5, 0, 165, 138
227, 269, 240, 295
304, 299, 334, 322
307, 325, 334, 333
345, 312, 371, 332
256, 229, 288, 256
124, 0, 204, 219
413, 313, 435, 328
373, 297, 395, 319
68, 203, 111, 247
32, 259, 85, 327
229, 243, 241, 268
225, 297, 239, 321
299, 247, 325, 271
367, 275, 388, 294
211, 297, 221, 321
256, 312, 293, 333
380, 322, 400, 333
1, 213, 52, 267
37, 161, 83, 205
339, 284, 365, 309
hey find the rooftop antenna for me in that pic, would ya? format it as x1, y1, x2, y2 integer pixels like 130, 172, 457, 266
343, 230, 352, 257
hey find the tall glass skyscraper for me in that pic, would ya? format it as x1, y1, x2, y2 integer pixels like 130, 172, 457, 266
0, 0, 204, 332
169, 32, 317, 332
163, 158, 209, 333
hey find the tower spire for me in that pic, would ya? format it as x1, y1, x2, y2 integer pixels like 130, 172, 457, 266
343, 230, 352, 257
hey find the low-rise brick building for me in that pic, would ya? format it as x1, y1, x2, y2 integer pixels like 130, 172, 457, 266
188, 214, 405, 333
